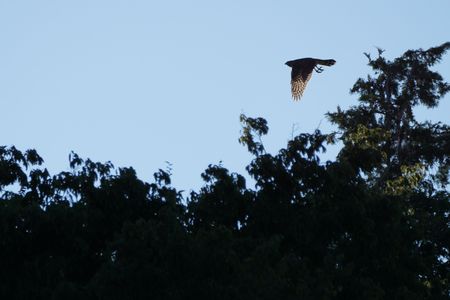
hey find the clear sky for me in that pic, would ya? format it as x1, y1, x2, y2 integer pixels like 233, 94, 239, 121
1, 0, 449, 192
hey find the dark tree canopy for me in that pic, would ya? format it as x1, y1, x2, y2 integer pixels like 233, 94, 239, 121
0, 43, 449, 299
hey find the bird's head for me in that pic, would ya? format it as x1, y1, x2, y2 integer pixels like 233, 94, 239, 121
285, 60, 294, 67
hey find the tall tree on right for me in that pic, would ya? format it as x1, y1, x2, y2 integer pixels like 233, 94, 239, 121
327, 43, 450, 298
329, 42, 450, 192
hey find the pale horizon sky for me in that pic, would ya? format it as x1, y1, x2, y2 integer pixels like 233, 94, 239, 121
1, 1, 449, 192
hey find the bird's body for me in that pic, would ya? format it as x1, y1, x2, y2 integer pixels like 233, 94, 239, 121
285, 57, 336, 100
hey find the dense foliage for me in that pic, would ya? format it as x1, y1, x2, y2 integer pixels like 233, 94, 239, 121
1, 43, 449, 299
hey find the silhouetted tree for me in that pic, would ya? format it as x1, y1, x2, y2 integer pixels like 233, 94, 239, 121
0, 43, 448, 299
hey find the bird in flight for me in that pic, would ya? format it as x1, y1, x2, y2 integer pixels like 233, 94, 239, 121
285, 58, 336, 100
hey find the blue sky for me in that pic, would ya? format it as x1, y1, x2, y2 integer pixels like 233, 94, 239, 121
1, 0, 449, 192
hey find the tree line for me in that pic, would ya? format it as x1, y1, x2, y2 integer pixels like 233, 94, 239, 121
1, 43, 449, 299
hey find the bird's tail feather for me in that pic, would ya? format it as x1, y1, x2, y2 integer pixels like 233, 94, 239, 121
316, 59, 336, 66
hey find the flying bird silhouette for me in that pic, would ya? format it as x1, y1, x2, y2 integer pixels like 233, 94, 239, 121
285, 58, 336, 100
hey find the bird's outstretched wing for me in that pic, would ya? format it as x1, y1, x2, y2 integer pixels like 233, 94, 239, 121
291, 66, 314, 101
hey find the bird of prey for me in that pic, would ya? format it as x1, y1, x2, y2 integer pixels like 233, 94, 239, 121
285, 58, 336, 100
